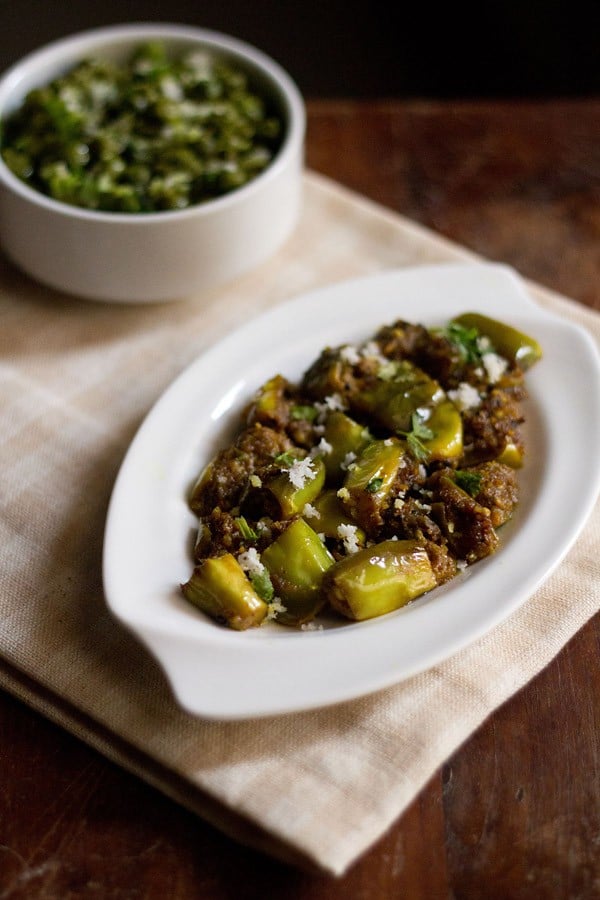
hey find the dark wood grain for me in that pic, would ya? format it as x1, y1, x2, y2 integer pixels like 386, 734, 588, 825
1, 100, 599, 899
306, 100, 600, 310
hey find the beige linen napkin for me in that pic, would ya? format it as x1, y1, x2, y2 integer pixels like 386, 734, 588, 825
0, 172, 598, 876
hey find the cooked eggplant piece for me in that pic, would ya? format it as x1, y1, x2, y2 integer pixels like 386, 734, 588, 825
325, 540, 437, 621
261, 518, 335, 624
181, 554, 268, 630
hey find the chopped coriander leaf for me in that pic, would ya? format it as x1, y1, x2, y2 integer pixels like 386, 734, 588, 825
365, 477, 384, 493
410, 412, 434, 441
290, 404, 318, 422
441, 322, 485, 364
235, 516, 258, 541
406, 433, 430, 461
250, 568, 274, 601
399, 411, 434, 461
454, 470, 483, 497
273, 450, 298, 467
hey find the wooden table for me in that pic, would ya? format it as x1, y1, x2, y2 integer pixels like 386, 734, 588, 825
1, 100, 599, 898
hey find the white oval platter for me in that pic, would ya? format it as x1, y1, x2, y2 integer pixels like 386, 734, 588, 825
103, 262, 600, 719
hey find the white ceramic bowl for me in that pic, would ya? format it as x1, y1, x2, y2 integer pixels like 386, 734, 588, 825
0, 23, 305, 303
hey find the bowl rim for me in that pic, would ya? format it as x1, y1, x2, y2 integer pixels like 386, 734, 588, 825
0, 21, 306, 223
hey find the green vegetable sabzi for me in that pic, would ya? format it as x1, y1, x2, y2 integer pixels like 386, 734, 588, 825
1, 41, 283, 213
182, 311, 542, 630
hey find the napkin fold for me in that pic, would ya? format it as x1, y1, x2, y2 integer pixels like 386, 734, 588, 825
0, 171, 598, 876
